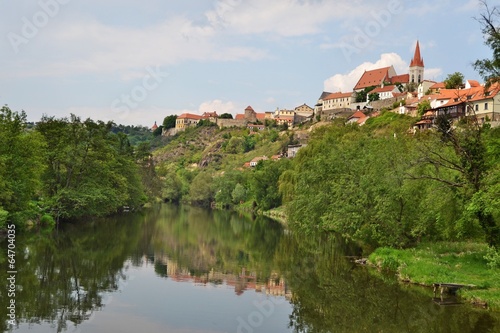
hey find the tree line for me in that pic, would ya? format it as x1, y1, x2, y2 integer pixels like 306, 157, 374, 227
0, 107, 152, 230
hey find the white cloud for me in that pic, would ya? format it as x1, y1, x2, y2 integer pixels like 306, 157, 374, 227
3, 15, 268, 79
324, 53, 408, 92
198, 99, 236, 115
205, 0, 381, 37
425, 68, 443, 81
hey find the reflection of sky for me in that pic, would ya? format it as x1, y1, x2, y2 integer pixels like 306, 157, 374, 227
12, 261, 293, 333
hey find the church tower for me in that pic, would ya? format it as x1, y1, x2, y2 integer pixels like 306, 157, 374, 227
409, 40, 424, 84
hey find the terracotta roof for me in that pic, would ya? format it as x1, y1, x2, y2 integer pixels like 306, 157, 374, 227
410, 40, 424, 67
390, 74, 409, 84
177, 113, 203, 120
323, 92, 353, 100
348, 111, 366, 120
466, 80, 481, 88
151, 121, 158, 130
245, 106, 254, 111
202, 111, 218, 118
429, 82, 445, 90
235, 114, 245, 120
371, 85, 397, 93
354, 67, 392, 91
256, 113, 266, 120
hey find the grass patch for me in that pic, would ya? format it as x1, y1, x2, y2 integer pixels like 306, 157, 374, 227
368, 242, 500, 310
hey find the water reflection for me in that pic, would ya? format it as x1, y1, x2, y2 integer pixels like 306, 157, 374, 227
1, 204, 500, 333
278, 233, 500, 333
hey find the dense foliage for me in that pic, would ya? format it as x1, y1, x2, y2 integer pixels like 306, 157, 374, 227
283, 113, 500, 249
0, 107, 149, 229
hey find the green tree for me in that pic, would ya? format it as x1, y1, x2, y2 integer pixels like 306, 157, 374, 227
219, 113, 233, 119
0, 106, 45, 226
249, 159, 291, 211
225, 136, 246, 154
417, 99, 432, 117
444, 72, 465, 89
231, 183, 247, 204
355, 86, 376, 102
189, 172, 214, 206
162, 115, 177, 129
368, 92, 380, 102
36, 115, 146, 220
153, 125, 163, 137
474, 1, 500, 88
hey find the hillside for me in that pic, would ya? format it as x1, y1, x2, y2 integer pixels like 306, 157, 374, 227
151, 124, 303, 206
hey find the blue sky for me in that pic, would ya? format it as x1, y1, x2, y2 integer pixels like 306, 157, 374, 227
0, 0, 495, 127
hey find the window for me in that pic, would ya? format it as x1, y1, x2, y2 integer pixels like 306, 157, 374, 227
485, 102, 489, 110
475, 104, 479, 111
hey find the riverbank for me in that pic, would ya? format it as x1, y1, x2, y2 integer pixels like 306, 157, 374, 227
262, 206, 288, 226
368, 242, 500, 310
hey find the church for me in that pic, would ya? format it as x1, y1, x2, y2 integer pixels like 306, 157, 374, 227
353, 40, 425, 93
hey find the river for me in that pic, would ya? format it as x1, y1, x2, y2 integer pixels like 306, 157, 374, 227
1, 204, 500, 333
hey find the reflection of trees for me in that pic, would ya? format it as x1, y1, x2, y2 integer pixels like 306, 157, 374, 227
0, 210, 157, 332
276, 233, 500, 333
150, 204, 284, 281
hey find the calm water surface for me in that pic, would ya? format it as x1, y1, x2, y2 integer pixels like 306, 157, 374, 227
1, 204, 500, 333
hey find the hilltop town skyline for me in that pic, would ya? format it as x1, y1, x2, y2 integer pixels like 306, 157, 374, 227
0, 0, 492, 126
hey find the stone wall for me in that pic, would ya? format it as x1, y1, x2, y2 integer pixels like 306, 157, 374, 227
216, 118, 248, 128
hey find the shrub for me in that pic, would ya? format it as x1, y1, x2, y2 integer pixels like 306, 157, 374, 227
40, 214, 56, 229
484, 246, 500, 269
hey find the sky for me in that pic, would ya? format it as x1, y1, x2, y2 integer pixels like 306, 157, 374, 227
0, 0, 497, 127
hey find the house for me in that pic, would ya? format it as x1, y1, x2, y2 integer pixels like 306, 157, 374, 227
175, 113, 203, 130
469, 82, 500, 122
347, 110, 368, 125
202, 111, 218, 122
413, 110, 434, 130
428, 82, 446, 94
247, 123, 265, 131
275, 116, 294, 127
287, 144, 305, 158
417, 80, 437, 98
294, 103, 314, 114
250, 156, 268, 167
314, 91, 333, 115
370, 85, 400, 100
322, 92, 355, 111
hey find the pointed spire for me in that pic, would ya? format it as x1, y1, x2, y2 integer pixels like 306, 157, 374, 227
410, 40, 424, 67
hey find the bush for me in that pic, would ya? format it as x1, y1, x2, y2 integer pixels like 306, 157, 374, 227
0, 208, 8, 230
484, 246, 500, 269
39, 214, 56, 229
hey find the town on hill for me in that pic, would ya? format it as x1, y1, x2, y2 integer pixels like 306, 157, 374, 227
152, 40, 499, 136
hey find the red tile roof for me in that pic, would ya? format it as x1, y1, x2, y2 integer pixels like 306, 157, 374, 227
245, 106, 254, 111
235, 114, 245, 120
348, 111, 366, 120
390, 74, 409, 84
410, 40, 424, 67
429, 82, 445, 90
323, 92, 353, 100
177, 113, 203, 120
202, 111, 218, 118
371, 85, 397, 93
256, 113, 266, 120
354, 67, 392, 91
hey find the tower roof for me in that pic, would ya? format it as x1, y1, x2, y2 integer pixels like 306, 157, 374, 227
410, 40, 424, 67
